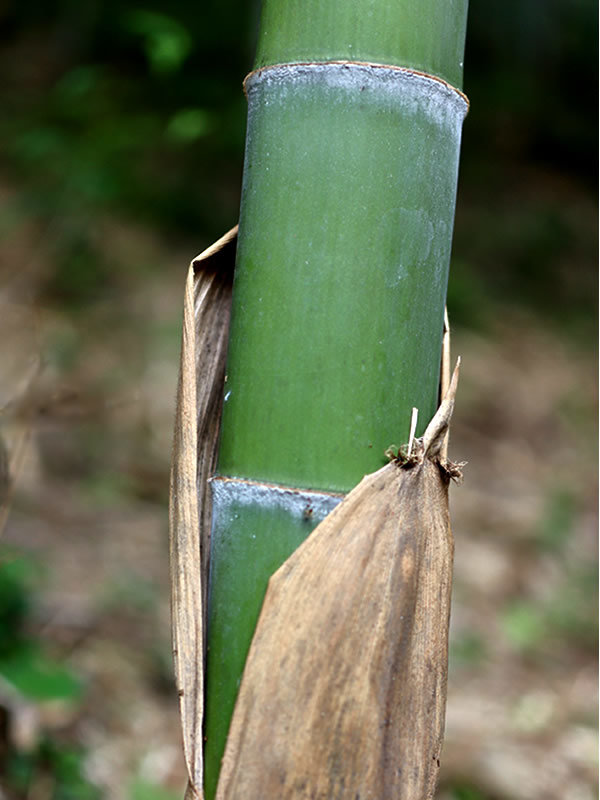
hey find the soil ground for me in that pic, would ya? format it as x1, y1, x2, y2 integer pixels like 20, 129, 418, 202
0, 203, 597, 800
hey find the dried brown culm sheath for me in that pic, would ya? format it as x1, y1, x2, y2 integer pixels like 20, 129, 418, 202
215, 363, 461, 800
191, 228, 237, 620
169, 227, 237, 800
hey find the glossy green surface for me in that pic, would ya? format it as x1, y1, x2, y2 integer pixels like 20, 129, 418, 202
218, 66, 466, 493
255, 0, 468, 88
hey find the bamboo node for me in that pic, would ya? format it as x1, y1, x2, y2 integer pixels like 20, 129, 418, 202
243, 60, 470, 110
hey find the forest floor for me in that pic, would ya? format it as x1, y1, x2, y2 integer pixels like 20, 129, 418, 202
0, 202, 597, 800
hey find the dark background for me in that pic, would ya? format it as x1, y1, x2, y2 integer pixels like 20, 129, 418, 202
0, 2, 597, 799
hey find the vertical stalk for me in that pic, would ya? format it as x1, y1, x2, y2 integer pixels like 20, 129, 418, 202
204, 2, 468, 796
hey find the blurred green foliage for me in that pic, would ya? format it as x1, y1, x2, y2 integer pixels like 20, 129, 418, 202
0, 556, 34, 656
6, 738, 102, 800
0, 554, 81, 702
123, 10, 193, 74
0, 0, 596, 328
497, 481, 597, 661
537, 488, 576, 552
502, 565, 598, 657
130, 778, 181, 800
452, 0, 597, 338
0, 0, 255, 249
502, 601, 547, 652
450, 631, 488, 668
6, 738, 102, 799
0, 641, 81, 702
447, 785, 491, 800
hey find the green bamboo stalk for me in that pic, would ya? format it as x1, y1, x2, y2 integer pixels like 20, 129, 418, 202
204, 3, 468, 796
254, 0, 467, 87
